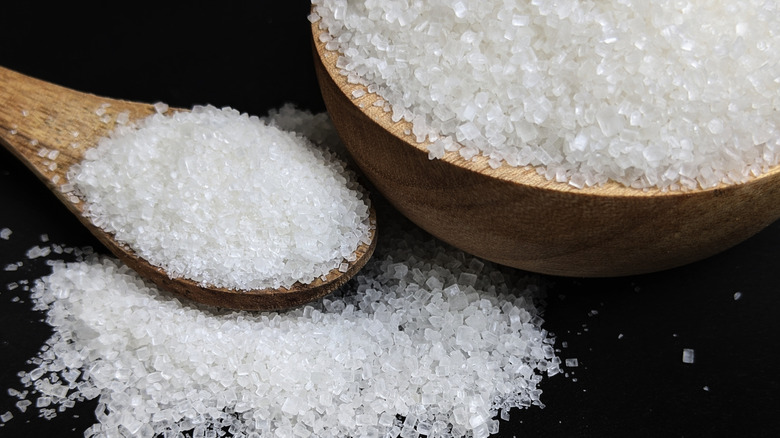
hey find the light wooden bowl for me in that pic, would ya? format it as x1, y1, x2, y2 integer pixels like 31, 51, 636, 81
311, 22, 780, 277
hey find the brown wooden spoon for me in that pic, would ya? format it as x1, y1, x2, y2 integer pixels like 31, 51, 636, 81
0, 65, 377, 310
311, 21, 780, 277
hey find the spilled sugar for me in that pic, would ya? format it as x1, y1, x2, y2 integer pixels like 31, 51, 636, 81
682, 348, 695, 364
7, 224, 557, 438
311, 0, 780, 190
68, 104, 371, 291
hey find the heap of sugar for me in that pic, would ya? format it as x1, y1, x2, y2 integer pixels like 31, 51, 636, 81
68, 104, 371, 291
9, 223, 557, 438
311, 0, 780, 190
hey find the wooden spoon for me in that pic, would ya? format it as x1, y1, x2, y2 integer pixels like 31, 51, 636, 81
310, 22, 780, 277
0, 65, 377, 310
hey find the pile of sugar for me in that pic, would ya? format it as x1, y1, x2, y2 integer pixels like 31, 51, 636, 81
9, 224, 557, 438
68, 104, 371, 290
311, 0, 780, 190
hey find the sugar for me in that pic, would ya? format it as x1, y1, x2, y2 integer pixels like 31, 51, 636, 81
682, 348, 695, 364
313, 0, 780, 190
0, 228, 11, 240
116, 111, 131, 125
68, 105, 371, 291
152, 102, 169, 114
6, 217, 557, 436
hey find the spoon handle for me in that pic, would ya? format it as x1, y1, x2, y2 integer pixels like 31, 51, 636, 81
0, 66, 176, 296
0, 66, 157, 207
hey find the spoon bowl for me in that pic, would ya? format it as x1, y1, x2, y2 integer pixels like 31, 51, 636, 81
311, 22, 780, 277
0, 66, 377, 310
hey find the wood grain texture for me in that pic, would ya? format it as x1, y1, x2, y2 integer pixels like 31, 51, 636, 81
0, 65, 377, 310
311, 21, 780, 277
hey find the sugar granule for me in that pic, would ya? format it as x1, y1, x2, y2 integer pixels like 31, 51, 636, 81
9, 223, 557, 437
682, 348, 695, 364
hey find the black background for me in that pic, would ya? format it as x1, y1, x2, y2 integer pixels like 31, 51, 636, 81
1, 2, 779, 437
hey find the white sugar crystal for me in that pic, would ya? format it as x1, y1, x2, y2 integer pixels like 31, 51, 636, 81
15, 400, 31, 413
115, 111, 130, 125
9, 219, 556, 436
682, 348, 695, 364
0, 228, 11, 240
68, 105, 371, 291
26, 245, 51, 259
0, 411, 12, 422
564, 358, 579, 368
733, 291, 742, 301
313, 0, 780, 190
152, 102, 168, 114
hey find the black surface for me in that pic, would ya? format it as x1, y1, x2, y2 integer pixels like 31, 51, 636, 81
2, 3, 779, 437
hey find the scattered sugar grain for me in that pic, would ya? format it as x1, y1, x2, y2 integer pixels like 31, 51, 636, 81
733, 291, 743, 301
313, 0, 780, 190
9, 223, 556, 437
25, 246, 51, 259
115, 111, 130, 125
68, 104, 371, 291
152, 102, 168, 114
0, 228, 11, 240
94, 104, 110, 117
682, 348, 695, 364
15, 400, 31, 413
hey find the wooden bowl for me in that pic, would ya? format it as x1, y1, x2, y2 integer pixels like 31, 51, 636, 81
310, 22, 780, 277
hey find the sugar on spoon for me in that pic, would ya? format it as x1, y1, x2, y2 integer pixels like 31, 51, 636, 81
0, 65, 377, 311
